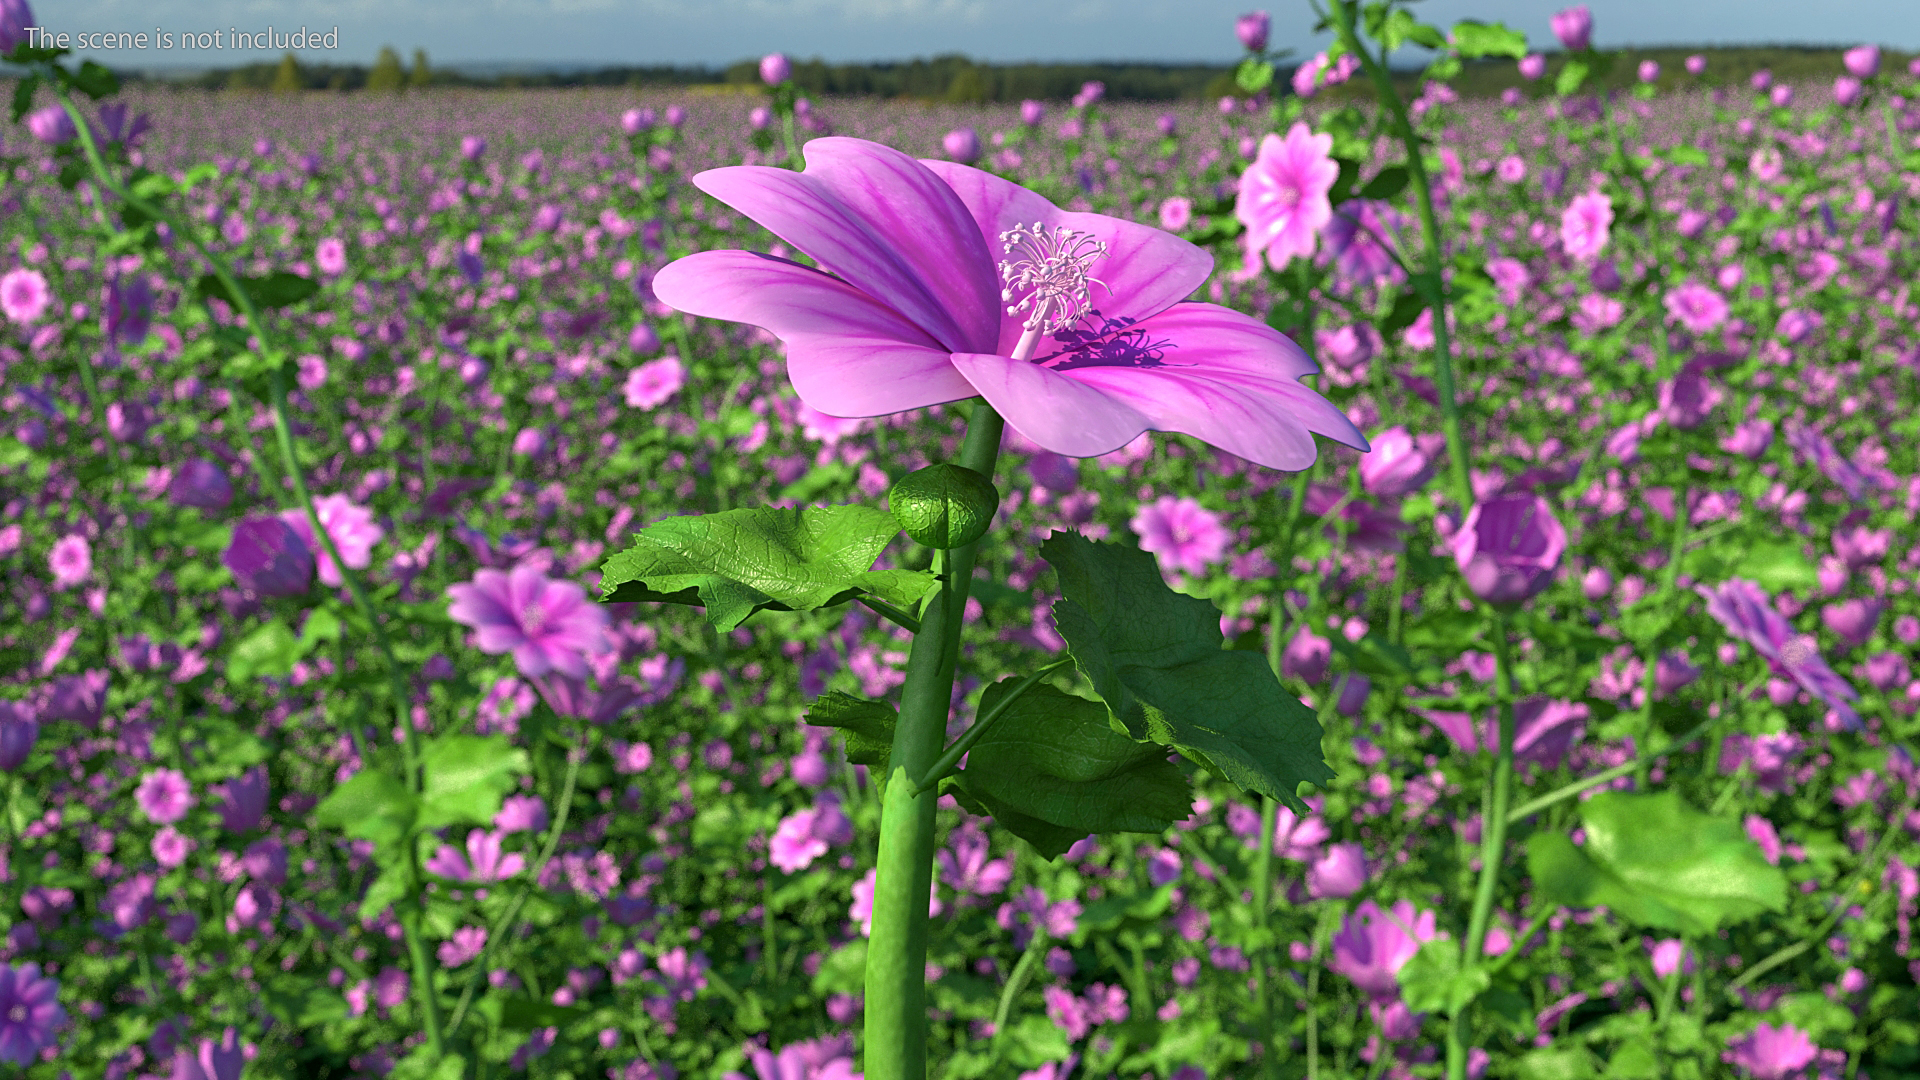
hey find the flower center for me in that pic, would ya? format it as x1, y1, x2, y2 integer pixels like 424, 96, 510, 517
1780, 635, 1817, 668
7, 1004, 24, 1023
520, 604, 549, 635
997, 222, 1108, 337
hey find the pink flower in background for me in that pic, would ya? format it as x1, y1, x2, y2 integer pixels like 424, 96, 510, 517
135, 768, 194, 825
425, 828, 527, 883
1130, 495, 1231, 576
1235, 10, 1270, 52
1237, 122, 1338, 270
942, 127, 981, 164
1549, 5, 1592, 51
1697, 579, 1858, 727
47, 534, 90, 590
495, 794, 549, 835
1450, 495, 1567, 608
438, 926, 488, 968
759, 53, 791, 86
170, 1027, 243, 1080
769, 793, 855, 873
1, 268, 51, 324
1559, 191, 1613, 260
446, 563, 613, 680
1329, 898, 1438, 999
1842, 45, 1880, 78
1833, 76, 1864, 106
1664, 281, 1730, 335
1725, 1022, 1819, 1080
1360, 427, 1441, 496
315, 237, 347, 277
279, 494, 383, 588
1157, 196, 1192, 232
624, 355, 685, 409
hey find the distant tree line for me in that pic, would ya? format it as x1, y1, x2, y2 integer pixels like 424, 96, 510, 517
118, 44, 1914, 101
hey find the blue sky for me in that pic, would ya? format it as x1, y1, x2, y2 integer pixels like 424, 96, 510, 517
39, 0, 1920, 70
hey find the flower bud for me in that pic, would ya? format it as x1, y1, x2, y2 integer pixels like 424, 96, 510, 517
759, 53, 791, 86
169, 458, 234, 511
223, 517, 315, 597
1450, 495, 1566, 609
1307, 842, 1367, 899
888, 463, 999, 549
1234, 10, 1270, 52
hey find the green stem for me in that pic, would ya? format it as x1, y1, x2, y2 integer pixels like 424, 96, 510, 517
990, 934, 1047, 1056
1253, 793, 1278, 1077
1326, 0, 1474, 512
859, 596, 922, 635
912, 657, 1071, 794
1305, 905, 1334, 1080
1635, 490, 1691, 789
445, 729, 588, 1038
1506, 712, 1721, 824
865, 399, 1004, 1080
1446, 616, 1515, 1080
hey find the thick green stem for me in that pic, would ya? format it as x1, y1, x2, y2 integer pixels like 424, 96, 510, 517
1326, 0, 1474, 512
1445, 617, 1516, 1080
864, 400, 1004, 1080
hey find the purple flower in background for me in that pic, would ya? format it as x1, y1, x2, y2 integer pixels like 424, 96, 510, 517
1822, 597, 1882, 648
769, 793, 856, 874
939, 821, 1014, 896
223, 517, 315, 597
1659, 372, 1723, 430
1307, 842, 1368, 899
0, 701, 38, 771
1424, 697, 1588, 769
315, 237, 347, 277
1519, 54, 1546, 80
438, 926, 487, 968
103, 275, 153, 344
0, 268, 50, 324
48, 534, 91, 590
496, 794, 549, 835
1450, 495, 1566, 608
942, 127, 981, 165
1725, 1022, 1819, 1080
624, 356, 685, 409
1324, 200, 1403, 284
213, 766, 268, 832
1697, 579, 1859, 726
1130, 495, 1231, 577
0, 0, 33, 54
1281, 626, 1331, 684
135, 768, 193, 825
759, 53, 791, 85
653, 137, 1363, 471
1549, 5, 1592, 50
1842, 45, 1880, 78
24, 105, 75, 145
37, 670, 108, 727
746, 1034, 858, 1080
447, 564, 612, 680
0, 962, 64, 1066
1329, 898, 1438, 1000
460, 134, 487, 161
1235, 10, 1270, 52
279, 494, 382, 588
169, 459, 233, 511
1238, 123, 1339, 270
1721, 419, 1774, 459
1360, 427, 1440, 496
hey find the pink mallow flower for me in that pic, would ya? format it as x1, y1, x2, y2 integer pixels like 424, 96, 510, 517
769, 793, 855, 874
1725, 1022, 1819, 1080
1664, 281, 1729, 335
624, 355, 685, 409
135, 768, 194, 825
1130, 495, 1232, 577
0, 962, 66, 1066
47, 534, 91, 591
279, 493, 383, 588
1329, 898, 1438, 1000
1237, 122, 1339, 270
424, 828, 527, 883
1696, 579, 1859, 727
0, 268, 52, 325
1559, 191, 1613, 261
446, 563, 613, 680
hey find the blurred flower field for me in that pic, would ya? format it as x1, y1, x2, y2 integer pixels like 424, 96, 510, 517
3, 4, 1920, 1079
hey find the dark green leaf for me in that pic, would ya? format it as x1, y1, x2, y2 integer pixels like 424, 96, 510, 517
1526, 792, 1787, 935
951, 681, 1193, 846
418, 735, 528, 828
9, 77, 39, 124
1329, 633, 1416, 678
598, 505, 937, 630
804, 692, 897, 776
1406, 23, 1449, 49
1425, 53, 1464, 81
1401, 609, 1484, 650
1450, 20, 1528, 59
357, 866, 410, 922
1379, 287, 1429, 337
195, 271, 320, 312
1358, 166, 1409, 201
1041, 532, 1333, 811
73, 61, 121, 100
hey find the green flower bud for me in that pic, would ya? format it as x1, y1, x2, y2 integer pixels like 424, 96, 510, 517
887, 463, 999, 549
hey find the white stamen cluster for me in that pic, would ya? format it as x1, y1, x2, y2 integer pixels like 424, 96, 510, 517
997, 222, 1108, 335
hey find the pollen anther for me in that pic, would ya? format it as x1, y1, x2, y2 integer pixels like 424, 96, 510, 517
996, 222, 1108, 335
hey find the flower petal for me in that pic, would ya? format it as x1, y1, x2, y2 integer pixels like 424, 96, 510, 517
948, 351, 1153, 458
1045, 303, 1369, 470
690, 138, 1001, 353
652, 250, 977, 416
920, 159, 1213, 354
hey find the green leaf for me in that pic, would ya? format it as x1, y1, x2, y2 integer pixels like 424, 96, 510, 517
299, 607, 343, 651
1235, 58, 1274, 95
1425, 53, 1464, 82
264, 978, 350, 1028
810, 939, 868, 996
1450, 20, 1527, 59
73, 61, 121, 100
598, 505, 937, 631
418, 735, 528, 828
950, 681, 1193, 852
1526, 792, 1787, 935
1604, 1038, 1661, 1080
1041, 531, 1333, 811
804, 692, 897, 776
1401, 609, 1484, 650
1556, 57, 1592, 96
1731, 542, 1818, 592
1662, 146, 1710, 168
9, 76, 39, 124
357, 866, 410, 921
314, 768, 419, 852
1380, 9, 1418, 51
1379, 288, 1429, 337
1515, 1046, 1599, 1080
388, 1046, 469, 1080
1329, 633, 1416, 679
226, 619, 300, 682
195, 271, 320, 312
945, 781, 1090, 860
1358, 166, 1409, 201
499, 997, 589, 1030
1398, 937, 1489, 1015
1406, 23, 1449, 49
